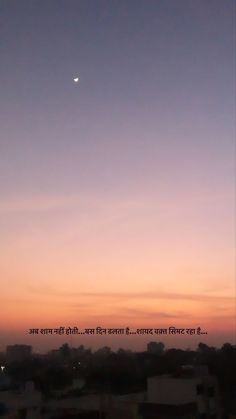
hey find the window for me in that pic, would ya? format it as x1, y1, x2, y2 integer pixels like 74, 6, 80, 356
208, 386, 215, 397
196, 384, 204, 395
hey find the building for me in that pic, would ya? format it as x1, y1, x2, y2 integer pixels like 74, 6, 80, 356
138, 402, 197, 419
0, 380, 42, 418
6, 345, 32, 363
42, 392, 145, 419
147, 342, 165, 355
144, 366, 221, 419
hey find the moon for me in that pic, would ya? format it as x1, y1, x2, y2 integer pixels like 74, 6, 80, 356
73, 76, 79, 83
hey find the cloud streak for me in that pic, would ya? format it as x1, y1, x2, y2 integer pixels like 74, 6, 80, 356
26, 285, 234, 304
74, 290, 234, 303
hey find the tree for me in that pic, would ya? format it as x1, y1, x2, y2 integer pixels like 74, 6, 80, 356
59, 343, 71, 359
147, 342, 165, 355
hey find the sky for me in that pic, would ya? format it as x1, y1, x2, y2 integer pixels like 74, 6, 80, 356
0, 0, 235, 352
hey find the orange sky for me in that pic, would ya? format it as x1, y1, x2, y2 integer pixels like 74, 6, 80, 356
0, 191, 235, 351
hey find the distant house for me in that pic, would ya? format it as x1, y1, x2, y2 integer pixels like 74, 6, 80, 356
6, 345, 32, 363
0, 380, 42, 418
141, 366, 221, 419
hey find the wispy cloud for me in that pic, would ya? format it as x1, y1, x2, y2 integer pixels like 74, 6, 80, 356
77, 291, 234, 303
26, 285, 234, 303
102, 306, 191, 320
0, 189, 233, 215
0, 195, 79, 212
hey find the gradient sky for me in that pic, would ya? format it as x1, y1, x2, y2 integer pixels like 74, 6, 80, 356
0, 0, 235, 352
